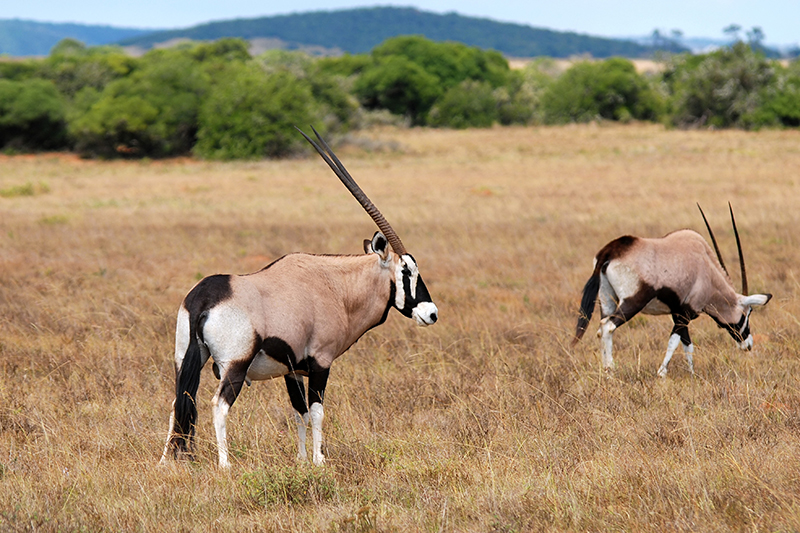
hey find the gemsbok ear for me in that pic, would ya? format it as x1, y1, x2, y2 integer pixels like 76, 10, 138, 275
367, 231, 389, 261
741, 293, 773, 307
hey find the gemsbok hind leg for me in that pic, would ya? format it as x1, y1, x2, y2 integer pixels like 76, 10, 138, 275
598, 292, 653, 371
212, 360, 250, 468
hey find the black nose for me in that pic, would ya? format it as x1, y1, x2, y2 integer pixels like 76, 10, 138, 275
429, 312, 437, 324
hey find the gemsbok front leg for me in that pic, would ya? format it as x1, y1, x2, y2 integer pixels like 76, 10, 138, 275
284, 374, 310, 461
658, 314, 696, 378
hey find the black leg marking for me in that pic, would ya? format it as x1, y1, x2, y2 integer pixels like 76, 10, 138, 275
285, 374, 308, 415
609, 287, 656, 328
219, 360, 251, 409
671, 314, 693, 346
308, 368, 330, 406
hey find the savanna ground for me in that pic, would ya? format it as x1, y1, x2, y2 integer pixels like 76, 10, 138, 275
1, 124, 799, 531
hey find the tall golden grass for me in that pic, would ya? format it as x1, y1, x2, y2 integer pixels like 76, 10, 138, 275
1, 123, 799, 531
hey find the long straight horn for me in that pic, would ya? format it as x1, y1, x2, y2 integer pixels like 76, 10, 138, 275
729, 202, 748, 295
697, 203, 728, 276
296, 126, 407, 256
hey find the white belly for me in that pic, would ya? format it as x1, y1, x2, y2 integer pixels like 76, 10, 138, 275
247, 351, 290, 381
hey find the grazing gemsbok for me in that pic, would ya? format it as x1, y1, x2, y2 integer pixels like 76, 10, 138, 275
160, 127, 438, 468
572, 204, 771, 377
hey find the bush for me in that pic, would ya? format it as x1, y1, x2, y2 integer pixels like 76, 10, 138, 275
40, 39, 138, 98
68, 50, 208, 158
0, 78, 67, 150
665, 42, 775, 128
428, 80, 497, 128
354, 55, 440, 125
355, 35, 511, 124
495, 60, 557, 125
542, 58, 663, 123
257, 50, 359, 132
194, 63, 318, 159
745, 61, 800, 127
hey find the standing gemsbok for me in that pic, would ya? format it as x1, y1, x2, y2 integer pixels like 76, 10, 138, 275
572, 204, 771, 377
160, 127, 438, 468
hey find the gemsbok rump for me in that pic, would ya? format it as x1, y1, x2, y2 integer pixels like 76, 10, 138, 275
160, 127, 438, 468
573, 204, 771, 377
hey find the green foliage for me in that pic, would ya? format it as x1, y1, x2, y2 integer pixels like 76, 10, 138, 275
194, 62, 318, 159
355, 35, 511, 124
371, 35, 510, 89
495, 61, 558, 125
542, 58, 663, 123
315, 53, 372, 78
0, 78, 67, 150
0, 60, 39, 81
240, 466, 338, 506
39, 39, 138, 98
664, 42, 775, 128
428, 80, 497, 129
355, 54, 440, 124
742, 60, 800, 127
255, 50, 359, 131
68, 49, 208, 158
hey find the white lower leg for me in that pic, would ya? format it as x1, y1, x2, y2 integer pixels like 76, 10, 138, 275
658, 333, 682, 378
684, 343, 695, 374
309, 402, 325, 466
295, 411, 310, 461
598, 318, 617, 370
159, 400, 176, 464
212, 396, 231, 468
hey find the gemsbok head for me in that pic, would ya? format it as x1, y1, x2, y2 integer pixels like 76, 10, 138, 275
161, 127, 438, 468
572, 203, 771, 377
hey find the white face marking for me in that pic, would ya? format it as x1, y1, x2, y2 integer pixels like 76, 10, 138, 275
412, 301, 438, 326
394, 255, 419, 310
739, 334, 754, 350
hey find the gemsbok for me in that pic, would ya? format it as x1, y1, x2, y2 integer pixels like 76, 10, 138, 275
573, 204, 771, 377
160, 127, 438, 468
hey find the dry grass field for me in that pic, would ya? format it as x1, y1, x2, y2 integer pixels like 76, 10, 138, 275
1, 123, 799, 531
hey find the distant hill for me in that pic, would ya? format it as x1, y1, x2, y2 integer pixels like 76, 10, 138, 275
118, 7, 682, 58
0, 19, 153, 56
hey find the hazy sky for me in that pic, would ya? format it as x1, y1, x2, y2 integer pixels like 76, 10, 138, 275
3, 1, 798, 45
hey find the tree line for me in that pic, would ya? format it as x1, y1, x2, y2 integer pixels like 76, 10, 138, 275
0, 36, 798, 159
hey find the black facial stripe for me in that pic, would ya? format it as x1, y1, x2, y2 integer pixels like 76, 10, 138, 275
710, 312, 749, 342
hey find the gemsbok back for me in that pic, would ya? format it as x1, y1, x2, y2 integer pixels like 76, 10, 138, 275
160, 127, 438, 468
573, 204, 771, 377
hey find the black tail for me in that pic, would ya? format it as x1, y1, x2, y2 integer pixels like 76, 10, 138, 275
171, 319, 204, 458
573, 267, 601, 346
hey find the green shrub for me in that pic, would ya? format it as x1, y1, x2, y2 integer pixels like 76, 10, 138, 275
355, 35, 511, 124
0, 78, 67, 150
257, 50, 359, 132
194, 63, 318, 159
39, 39, 138, 98
542, 58, 663, 123
495, 60, 557, 125
68, 50, 208, 158
745, 61, 800, 127
428, 80, 497, 128
354, 55, 440, 125
665, 42, 775, 128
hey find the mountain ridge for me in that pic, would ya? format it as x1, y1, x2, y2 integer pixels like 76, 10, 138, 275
1, 7, 684, 58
